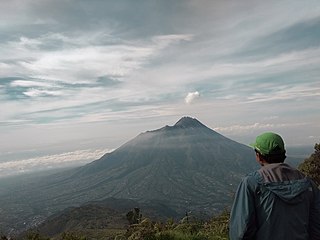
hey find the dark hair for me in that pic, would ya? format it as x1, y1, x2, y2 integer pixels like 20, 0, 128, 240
255, 149, 286, 163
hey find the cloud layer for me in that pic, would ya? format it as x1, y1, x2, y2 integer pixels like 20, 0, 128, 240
0, 148, 111, 178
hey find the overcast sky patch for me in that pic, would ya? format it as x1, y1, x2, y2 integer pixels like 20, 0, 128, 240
0, 0, 319, 175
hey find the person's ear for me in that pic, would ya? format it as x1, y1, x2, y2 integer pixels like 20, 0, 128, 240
255, 152, 264, 166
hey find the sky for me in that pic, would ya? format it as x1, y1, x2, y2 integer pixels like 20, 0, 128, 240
0, 0, 319, 177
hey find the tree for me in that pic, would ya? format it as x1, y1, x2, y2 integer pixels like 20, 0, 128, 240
25, 231, 50, 240
126, 208, 142, 225
298, 143, 320, 186
0, 235, 9, 240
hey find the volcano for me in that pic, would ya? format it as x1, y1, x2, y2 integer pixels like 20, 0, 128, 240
36, 117, 257, 212
0, 117, 258, 233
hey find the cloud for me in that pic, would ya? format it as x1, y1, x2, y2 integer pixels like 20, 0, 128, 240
10, 80, 53, 88
184, 91, 200, 104
152, 34, 193, 48
23, 88, 63, 97
308, 136, 320, 141
0, 32, 194, 83
234, 17, 320, 61
214, 122, 307, 134
0, 30, 199, 125
245, 84, 320, 103
0, 148, 112, 178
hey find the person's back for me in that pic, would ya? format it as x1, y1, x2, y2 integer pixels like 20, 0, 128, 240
229, 132, 320, 240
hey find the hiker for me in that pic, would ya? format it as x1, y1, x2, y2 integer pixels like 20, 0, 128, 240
229, 132, 320, 240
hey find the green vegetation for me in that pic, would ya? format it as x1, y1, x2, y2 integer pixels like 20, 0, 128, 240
4, 210, 229, 240
298, 143, 320, 186
121, 210, 229, 240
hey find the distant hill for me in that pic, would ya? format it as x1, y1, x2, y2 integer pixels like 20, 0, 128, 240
0, 116, 258, 235
26, 198, 178, 238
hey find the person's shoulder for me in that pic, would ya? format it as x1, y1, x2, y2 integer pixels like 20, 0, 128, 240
241, 171, 261, 187
245, 170, 261, 179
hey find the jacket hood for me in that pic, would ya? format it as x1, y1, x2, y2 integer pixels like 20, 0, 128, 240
256, 163, 312, 204
264, 178, 312, 204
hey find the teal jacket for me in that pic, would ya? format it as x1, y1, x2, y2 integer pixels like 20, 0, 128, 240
229, 163, 320, 240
